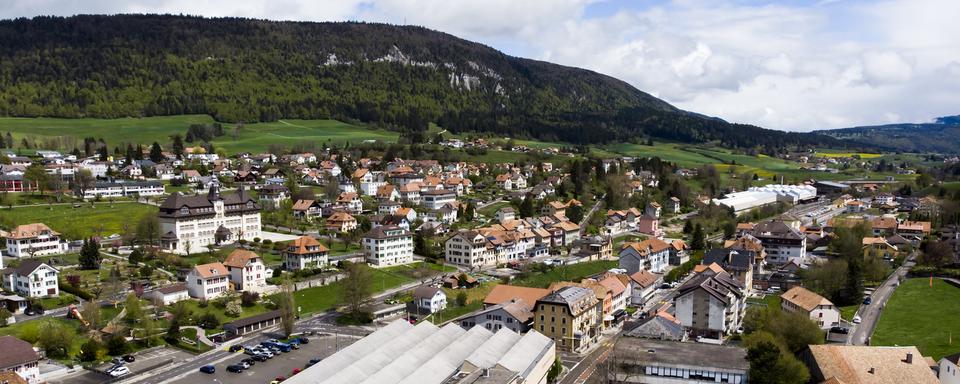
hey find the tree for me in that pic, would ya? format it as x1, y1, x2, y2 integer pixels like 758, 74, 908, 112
831, 223, 870, 305
81, 300, 103, 330
79, 238, 102, 270
277, 276, 297, 337
744, 331, 810, 384
456, 291, 468, 307
340, 262, 373, 318
198, 312, 220, 329
519, 194, 535, 218
128, 248, 144, 264
0, 308, 10, 327
241, 291, 260, 307
464, 202, 475, 222
149, 142, 164, 162
136, 215, 161, 246
106, 333, 129, 355
38, 320, 76, 358
919, 240, 954, 268
166, 319, 181, 342
567, 203, 584, 223
123, 293, 144, 326
79, 339, 102, 362
24, 163, 49, 195
691, 224, 706, 250
74, 169, 95, 198
225, 301, 243, 317
171, 134, 185, 160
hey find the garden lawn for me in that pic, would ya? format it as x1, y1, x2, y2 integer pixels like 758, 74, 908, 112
839, 305, 859, 322
289, 267, 415, 315
477, 201, 511, 218
512, 260, 619, 289
0, 202, 157, 240
872, 278, 960, 360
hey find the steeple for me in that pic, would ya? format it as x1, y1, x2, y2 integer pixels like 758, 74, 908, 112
207, 183, 221, 201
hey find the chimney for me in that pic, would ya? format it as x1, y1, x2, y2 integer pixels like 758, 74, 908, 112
905, 352, 913, 364
868, 367, 875, 374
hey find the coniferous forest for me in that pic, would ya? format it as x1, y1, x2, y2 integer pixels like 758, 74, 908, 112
0, 14, 846, 149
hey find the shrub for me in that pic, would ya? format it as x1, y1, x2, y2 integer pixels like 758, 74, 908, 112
225, 301, 242, 317
241, 291, 260, 307
106, 334, 129, 355
79, 339, 102, 362
198, 312, 220, 329
59, 282, 95, 300
198, 299, 208, 308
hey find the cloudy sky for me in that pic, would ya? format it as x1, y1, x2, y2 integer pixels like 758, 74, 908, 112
3, 0, 958, 132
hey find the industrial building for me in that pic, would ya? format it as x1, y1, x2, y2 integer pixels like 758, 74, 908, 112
286, 319, 556, 384
714, 184, 817, 213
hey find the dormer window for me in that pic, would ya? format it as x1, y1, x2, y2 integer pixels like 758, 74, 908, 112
180, 207, 190, 215
247, 201, 254, 208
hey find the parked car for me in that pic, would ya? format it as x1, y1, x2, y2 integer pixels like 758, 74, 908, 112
251, 354, 268, 362
292, 368, 302, 375
123, 354, 136, 362
830, 326, 850, 334
199, 365, 216, 374
109, 366, 130, 377
863, 297, 872, 305
298, 337, 310, 344
852, 315, 862, 324
229, 345, 243, 353
226, 364, 245, 373
238, 361, 252, 370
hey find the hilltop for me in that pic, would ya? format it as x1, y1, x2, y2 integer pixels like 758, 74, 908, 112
815, 115, 960, 153
0, 14, 843, 150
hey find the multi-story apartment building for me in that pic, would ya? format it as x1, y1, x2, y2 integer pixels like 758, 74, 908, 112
258, 184, 289, 210
618, 238, 671, 274
362, 225, 413, 266
752, 219, 806, 264
158, 185, 261, 254
445, 230, 493, 268
674, 266, 745, 340
223, 249, 268, 293
533, 286, 603, 353
282, 236, 330, 271
82, 180, 165, 200
4, 260, 59, 298
186, 262, 230, 300
421, 189, 456, 210
4, 223, 69, 258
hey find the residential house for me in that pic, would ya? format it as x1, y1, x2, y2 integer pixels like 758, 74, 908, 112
378, 200, 401, 215
6, 260, 59, 298
376, 184, 400, 201
668, 239, 690, 266
495, 207, 516, 223
645, 202, 662, 218
533, 286, 603, 352
781, 286, 841, 329
940, 353, 960, 384
325, 211, 358, 234
336, 192, 363, 214
362, 225, 414, 266
148, 283, 189, 305
456, 298, 534, 334
0, 336, 40, 383
223, 249, 268, 293
637, 214, 661, 238
619, 239, 671, 274
628, 270, 660, 307
803, 345, 940, 384
291, 199, 324, 221
283, 236, 329, 271
186, 262, 230, 300
496, 173, 527, 191
411, 286, 447, 314
668, 196, 681, 213
258, 184, 290, 210
4, 223, 69, 258
863, 237, 901, 260
674, 265, 745, 339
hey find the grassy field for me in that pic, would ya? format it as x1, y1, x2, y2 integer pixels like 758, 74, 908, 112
513, 260, 619, 289
815, 151, 883, 159
602, 142, 718, 167
0, 115, 400, 154
872, 278, 960, 360
0, 202, 157, 240
289, 266, 415, 315
477, 201, 511, 218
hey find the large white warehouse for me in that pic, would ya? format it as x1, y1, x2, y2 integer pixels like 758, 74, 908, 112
714, 184, 817, 213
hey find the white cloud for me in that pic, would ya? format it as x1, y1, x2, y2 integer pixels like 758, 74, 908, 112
0, 0, 958, 131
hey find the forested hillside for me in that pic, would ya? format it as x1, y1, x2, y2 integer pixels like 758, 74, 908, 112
0, 14, 844, 149
815, 115, 960, 153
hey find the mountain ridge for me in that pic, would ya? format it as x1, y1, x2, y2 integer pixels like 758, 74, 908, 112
0, 14, 847, 150
814, 115, 960, 153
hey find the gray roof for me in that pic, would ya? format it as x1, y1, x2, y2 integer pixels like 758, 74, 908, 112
613, 338, 748, 372
704, 249, 756, 271
625, 315, 686, 341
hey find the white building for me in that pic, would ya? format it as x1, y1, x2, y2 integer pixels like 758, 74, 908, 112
752, 220, 807, 265
412, 286, 447, 314
714, 184, 817, 213
4, 223, 69, 258
941, 353, 960, 384
674, 267, 745, 339
618, 239, 671, 274
158, 185, 261, 254
362, 225, 414, 266
148, 283, 190, 305
628, 270, 660, 306
5, 260, 59, 298
444, 230, 492, 269
283, 236, 330, 271
186, 262, 230, 300
420, 189, 456, 210
82, 181, 165, 200
781, 286, 841, 329
223, 249, 268, 293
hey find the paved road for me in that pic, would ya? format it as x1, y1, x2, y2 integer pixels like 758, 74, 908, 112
849, 260, 914, 345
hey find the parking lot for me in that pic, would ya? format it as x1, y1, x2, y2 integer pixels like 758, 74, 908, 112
48, 347, 194, 384
172, 334, 356, 384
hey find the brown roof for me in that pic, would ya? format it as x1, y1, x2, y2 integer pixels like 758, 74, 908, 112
623, 238, 671, 255
781, 286, 833, 312
483, 285, 551, 310
287, 236, 328, 254
192, 262, 228, 279
0, 371, 27, 384
327, 211, 356, 223
693, 263, 726, 274
598, 276, 627, 297
291, 199, 316, 211
807, 345, 939, 384
6, 223, 59, 240
156, 282, 188, 295
629, 270, 659, 288
0, 336, 39, 369
223, 249, 260, 268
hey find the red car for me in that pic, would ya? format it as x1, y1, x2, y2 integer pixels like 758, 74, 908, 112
292, 368, 302, 375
